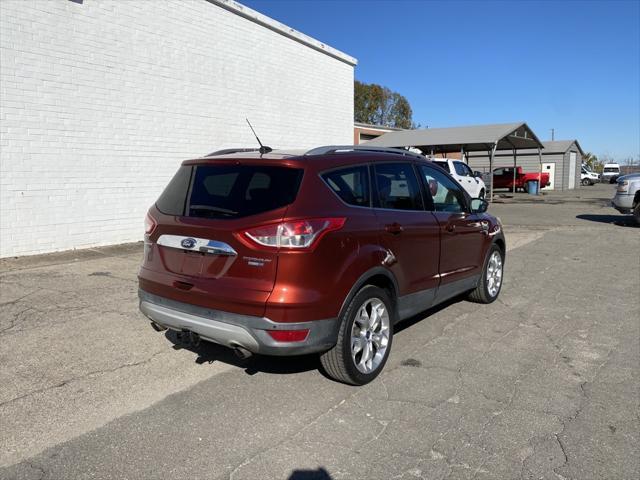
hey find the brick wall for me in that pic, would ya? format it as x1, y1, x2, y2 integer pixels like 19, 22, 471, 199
0, 0, 355, 257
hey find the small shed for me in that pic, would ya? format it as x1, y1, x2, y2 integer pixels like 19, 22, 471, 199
467, 140, 584, 191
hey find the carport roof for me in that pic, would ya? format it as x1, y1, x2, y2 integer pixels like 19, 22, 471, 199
364, 122, 544, 153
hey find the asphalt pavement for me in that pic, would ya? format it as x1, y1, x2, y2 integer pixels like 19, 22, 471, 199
1, 183, 638, 480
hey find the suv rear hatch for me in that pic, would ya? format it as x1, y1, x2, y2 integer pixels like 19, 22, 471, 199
140, 159, 303, 316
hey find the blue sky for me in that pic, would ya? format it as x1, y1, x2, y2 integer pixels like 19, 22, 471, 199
243, 0, 640, 160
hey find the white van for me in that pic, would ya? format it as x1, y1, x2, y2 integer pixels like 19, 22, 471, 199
602, 163, 621, 183
581, 165, 600, 186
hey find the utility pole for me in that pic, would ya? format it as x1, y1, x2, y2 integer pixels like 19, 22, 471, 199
550, 128, 555, 141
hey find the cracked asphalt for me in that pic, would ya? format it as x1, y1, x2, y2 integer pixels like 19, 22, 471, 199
1, 184, 638, 480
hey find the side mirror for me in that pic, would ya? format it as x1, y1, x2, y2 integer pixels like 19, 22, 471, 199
470, 198, 489, 214
474, 171, 483, 178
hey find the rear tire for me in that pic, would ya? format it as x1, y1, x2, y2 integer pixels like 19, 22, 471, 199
633, 203, 640, 226
320, 285, 394, 386
468, 244, 504, 304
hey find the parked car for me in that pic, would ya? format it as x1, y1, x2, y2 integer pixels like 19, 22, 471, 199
602, 163, 621, 183
611, 173, 640, 225
492, 166, 550, 191
431, 159, 486, 199
138, 146, 505, 385
581, 165, 600, 186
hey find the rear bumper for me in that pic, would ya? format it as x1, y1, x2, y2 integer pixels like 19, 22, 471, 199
611, 194, 633, 213
138, 289, 339, 356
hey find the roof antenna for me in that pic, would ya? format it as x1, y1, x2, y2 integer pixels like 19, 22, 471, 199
246, 118, 272, 154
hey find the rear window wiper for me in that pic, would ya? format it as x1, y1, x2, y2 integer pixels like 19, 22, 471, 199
189, 205, 238, 217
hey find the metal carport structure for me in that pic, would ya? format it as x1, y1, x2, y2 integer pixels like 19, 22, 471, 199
364, 122, 545, 199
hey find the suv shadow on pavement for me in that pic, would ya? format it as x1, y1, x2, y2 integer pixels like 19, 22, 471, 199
165, 329, 322, 376
576, 214, 639, 227
288, 468, 332, 480
163, 294, 467, 377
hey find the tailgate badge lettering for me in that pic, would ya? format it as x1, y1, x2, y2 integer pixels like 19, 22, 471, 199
243, 256, 272, 267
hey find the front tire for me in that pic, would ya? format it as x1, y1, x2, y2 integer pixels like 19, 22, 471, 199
581, 178, 590, 186
468, 244, 504, 304
320, 285, 394, 385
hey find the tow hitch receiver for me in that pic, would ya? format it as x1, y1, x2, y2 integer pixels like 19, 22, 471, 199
177, 329, 201, 347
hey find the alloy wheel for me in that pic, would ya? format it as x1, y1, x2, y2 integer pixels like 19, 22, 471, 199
486, 251, 503, 297
350, 298, 390, 374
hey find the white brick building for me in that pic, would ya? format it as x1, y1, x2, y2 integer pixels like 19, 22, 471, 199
0, 0, 356, 257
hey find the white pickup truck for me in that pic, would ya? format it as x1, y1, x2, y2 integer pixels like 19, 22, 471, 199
431, 159, 487, 199
611, 173, 640, 224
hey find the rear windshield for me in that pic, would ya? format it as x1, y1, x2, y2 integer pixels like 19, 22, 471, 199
156, 164, 303, 218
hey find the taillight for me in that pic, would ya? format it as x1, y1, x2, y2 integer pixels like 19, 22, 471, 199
266, 329, 309, 342
617, 181, 629, 193
240, 217, 345, 250
144, 212, 157, 235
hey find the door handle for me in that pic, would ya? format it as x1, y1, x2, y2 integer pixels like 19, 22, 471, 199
446, 224, 456, 233
385, 223, 403, 235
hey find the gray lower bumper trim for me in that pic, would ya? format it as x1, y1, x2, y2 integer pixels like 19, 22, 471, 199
138, 290, 339, 356
140, 300, 261, 351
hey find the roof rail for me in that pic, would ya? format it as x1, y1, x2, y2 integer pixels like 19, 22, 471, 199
304, 145, 424, 159
205, 148, 262, 157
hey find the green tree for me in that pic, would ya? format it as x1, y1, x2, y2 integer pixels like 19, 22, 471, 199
583, 152, 602, 172
354, 81, 414, 128
389, 93, 413, 129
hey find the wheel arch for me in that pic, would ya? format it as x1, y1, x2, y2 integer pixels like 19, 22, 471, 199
338, 267, 399, 321
493, 236, 506, 256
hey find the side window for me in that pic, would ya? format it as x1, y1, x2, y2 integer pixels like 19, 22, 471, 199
322, 165, 370, 207
419, 166, 466, 213
462, 163, 474, 176
494, 168, 504, 176
453, 162, 471, 176
374, 163, 424, 211
434, 161, 450, 173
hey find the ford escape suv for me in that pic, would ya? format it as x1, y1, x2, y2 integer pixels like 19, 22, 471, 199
138, 146, 505, 385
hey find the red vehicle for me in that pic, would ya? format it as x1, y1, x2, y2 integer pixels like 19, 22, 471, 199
492, 166, 550, 191
138, 146, 506, 385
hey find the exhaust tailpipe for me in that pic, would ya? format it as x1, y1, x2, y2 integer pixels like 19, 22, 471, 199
233, 346, 253, 360
150, 321, 166, 332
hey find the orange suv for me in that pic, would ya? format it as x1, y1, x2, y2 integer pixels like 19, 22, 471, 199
138, 146, 505, 385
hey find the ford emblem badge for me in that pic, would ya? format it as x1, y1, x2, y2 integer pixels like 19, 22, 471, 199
181, 238, 197, 249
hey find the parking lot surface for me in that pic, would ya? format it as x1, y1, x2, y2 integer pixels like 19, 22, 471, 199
1, 184, 638, 480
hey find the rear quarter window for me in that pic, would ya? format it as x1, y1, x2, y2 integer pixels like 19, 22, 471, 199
156, 165, 192, 216
321, 165, 370, 207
